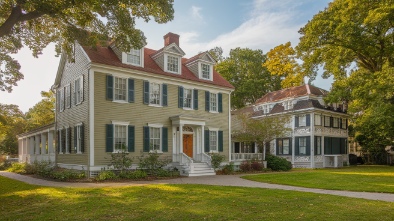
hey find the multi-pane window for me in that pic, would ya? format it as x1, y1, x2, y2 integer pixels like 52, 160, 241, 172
65, 127, 70, 153
127, 49, 141, 65
333, 117, 339, 128
167, 55, 179, 73
278, 138, 290, 155
341, 118, 347, 129
315, 114, 322, 126
201, 63, 210, 79
299, 137, 307, 155
315, 136, 321, 155
65, 85, 71, 108
184, 88, 193, 108
75, 76, 83, 105
299, 115, 307, 127
150, 82, 161, 105
283, 101, 293, 110
150, 127, 161, 151
59, 88, 64, 112
240, 142, 254, 153
114, 77, 127, 101
210, 93, 217, 112
76, 125, 83, 153
114, 125, 127, 151
209, 131, 218, 151
324, 116, 331, 127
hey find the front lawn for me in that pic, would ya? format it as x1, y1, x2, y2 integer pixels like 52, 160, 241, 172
1, 176, 393, 220
242, 165, 394, 193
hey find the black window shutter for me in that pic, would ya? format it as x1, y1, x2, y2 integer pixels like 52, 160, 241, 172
306, 114, 310, 126
204, 130, 210, 152
306, 137, 311, 155
205, 91, 210, 111
339, 118, 342, 129
345, 119, 348, 129
67, 127, 71, 153
162, 84, 168, 106
143, 81, 149, 104
193, 89, 198, 110
330, 117, 333, 128
62, 129, 66, 153
218, 93, 223, 113
81, 124, 84, 153
57, 130, 60, 154
178, 86, 184, 108
106, 124, 114, 152
128, 79, 134, 103
162, 127, 168, 152
324, 137, 331, 154
74, 126, 77, 153
295, 116, 299, 127
143, 126, 150, 152
106, 75, 113, 101
127, 125, 135, 152
295, 137, 299, 155
276, 139, 280, 155
218, 130, 223, 152
289, 138, 292, 155
80, 75, 84, 102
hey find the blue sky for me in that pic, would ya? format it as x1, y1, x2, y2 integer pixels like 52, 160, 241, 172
2, 0, 332, 112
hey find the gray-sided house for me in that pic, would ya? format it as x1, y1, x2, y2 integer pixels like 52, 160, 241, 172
17, 32, 234, 176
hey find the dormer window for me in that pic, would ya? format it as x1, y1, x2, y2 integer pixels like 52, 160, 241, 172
163, 54, 181, 74
201, 63, 210, 79
123, 48, 144, 67
283, 100, 293, 110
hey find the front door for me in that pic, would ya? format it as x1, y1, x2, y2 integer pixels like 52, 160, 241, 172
183, 134, 193, 158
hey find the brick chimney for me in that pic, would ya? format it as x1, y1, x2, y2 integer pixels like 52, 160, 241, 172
164, 32, 180, 47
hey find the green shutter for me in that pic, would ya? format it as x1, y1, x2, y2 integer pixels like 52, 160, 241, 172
128, 125, 135, 152
324, 137, 331, 154
67, 127, 71, 153
205, 91, 210, 111
218, 93, 223, 113
306, 136, 311, 155
306, 114, 310, 126
332, 137, 340, 154
143, 81, 149, 104
330, 117, 333, 128
218, 130, 223, 152
80, 124, 84, 153
106, 124, 114, 152
128, 78, 134, 103
276, 139, 280, 155
295, 137, 299, 155
74, 126, 77, 153
204, 130, 210, 152
193, 89, 198, 110
178, 86, 184, 108
56, 130, 60, 154
295, 116, 299, 127
162, 127, 168, 152
162, 84, 168, 106
106, 75, 113, 101
143, 126, 150, 152
289, 138, 292, 155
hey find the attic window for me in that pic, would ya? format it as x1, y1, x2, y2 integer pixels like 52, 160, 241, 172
166, 55, 180, 73
283, 100, 293, 110
201, 63, 210, 79
123, 49, 143, 67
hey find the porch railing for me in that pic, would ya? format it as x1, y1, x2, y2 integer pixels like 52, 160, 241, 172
196, 153, 212, 166
173, 153, 193, 166
231, 153, 262, 161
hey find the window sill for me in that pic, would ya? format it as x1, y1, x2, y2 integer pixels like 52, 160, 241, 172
149, 150, 163, 154
209, 111, 219, 114
124, 62, 142, 67
113, 100, 128, 104
148, 104, 163, 108
166, 70, 180, 75
208, 150, 219, 154
183, 107, 193, 111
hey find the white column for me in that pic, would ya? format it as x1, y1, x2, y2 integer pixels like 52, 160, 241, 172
311, 113, 315, 168
179, 124, 184, 153
35, 135, 40, 155
41, 133, 47, 155
48, 131, 54, 154
201, 125, 205, 153
291, 115, 295, 167
29, 137, 34, 155
322, 135, 325, 167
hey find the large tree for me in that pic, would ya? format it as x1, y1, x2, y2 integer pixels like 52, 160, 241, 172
0, 104, 26, 155
215, 48, 281, 109
0, 0, 174, 92
25, 90, 55, 130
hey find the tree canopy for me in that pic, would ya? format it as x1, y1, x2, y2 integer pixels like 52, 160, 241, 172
215, 47, 281, 109
0, 0, 174, 92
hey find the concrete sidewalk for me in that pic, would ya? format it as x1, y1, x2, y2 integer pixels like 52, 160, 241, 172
1, 171, 394, 202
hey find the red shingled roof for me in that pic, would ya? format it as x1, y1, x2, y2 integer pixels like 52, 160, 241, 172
255, 84, 327, 104
82, 46, 234, 89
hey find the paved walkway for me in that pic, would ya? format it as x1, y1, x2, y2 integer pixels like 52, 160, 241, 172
1, 171, 394, 202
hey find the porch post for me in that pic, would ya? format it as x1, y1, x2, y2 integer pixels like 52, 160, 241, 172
311, 113, 315, 168
48, 131, 54, 162
41, 133, 47, 155
179, 124, 184, 153
35, 135, 40, 155
291, 115, 295, 167
29, 137, 34, 155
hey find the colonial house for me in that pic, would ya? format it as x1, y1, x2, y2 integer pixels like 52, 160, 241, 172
232, 84, 349, 168
17, 32, 234, 177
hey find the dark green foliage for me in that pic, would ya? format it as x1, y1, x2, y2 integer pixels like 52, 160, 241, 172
118, 170, 147, 179
219, 162, 235, 175
266, 154, 292, 171
108, 149, 133, 171
137, 152, 171, 176
210, 153, 225, 170
95, 170, 117, 181
50, 169, 85, 181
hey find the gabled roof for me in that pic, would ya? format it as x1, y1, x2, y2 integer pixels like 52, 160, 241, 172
82, 46, 234, 89
185, 51, 216, 65
255, 84, 327, 104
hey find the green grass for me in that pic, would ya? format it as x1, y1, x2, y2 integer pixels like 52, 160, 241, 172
243, 165, 394, 193
1, 176, 394, 220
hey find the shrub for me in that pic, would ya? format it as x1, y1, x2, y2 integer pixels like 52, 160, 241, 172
251, 161, 263, 171
51, 168, 86, 181
33, 161, 54, 177
6, 162, 27, 173
210, 153, 225, 170
0, 159, 14, 171
138, 152, 171, 175
240, 161, 252, 172
95, 170, 117, 181
266, 154, 292, 171
108, 149, 133, 171
219, 162, 235, 175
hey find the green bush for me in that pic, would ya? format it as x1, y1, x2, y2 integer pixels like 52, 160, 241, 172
138, 152, 171, 175
33, 161, 54, 177
210, 153, 225, 170
266, 154, 292, 171
51, 169, 86, 181
108, 149, 133, 171
219, 162, 235, 175
95, 170, 117, 181
118, 170, 148, 179
6, 162, 27, 173
0, 160, 13, 171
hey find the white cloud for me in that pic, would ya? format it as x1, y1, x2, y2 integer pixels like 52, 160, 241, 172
191, 6, 203, 23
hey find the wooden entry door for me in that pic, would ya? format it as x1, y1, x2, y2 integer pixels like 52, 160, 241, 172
183, 134, 193, 158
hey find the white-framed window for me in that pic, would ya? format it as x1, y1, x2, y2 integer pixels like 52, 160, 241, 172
315, 136, 321, 155
278, 138, 290, 155
65, 84, 71, 108
74, 76, 83, 105
127, 49, 141, 66
184, 88, 193, 109
341, 118, 347, 129
210, 93, 217, 112
315, 114, 322, 126
75, 124, 83, 154
324, 116, 331, 127
299, 115, 307, 127
150, 127, 161, 151
114, 124, 127, 152
333, 117, 339, 128
114, 77, 127, 101
283, 100, 293, 110
59, 88, 64, 112
201, 63, 210, 80
167, 55, 179, 73
150, 82, 161, 105
209, 131, 218, 151
298, 137, 306, 155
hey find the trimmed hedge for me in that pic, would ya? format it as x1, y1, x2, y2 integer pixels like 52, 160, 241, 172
266, 154, 292, 171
